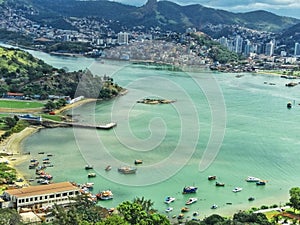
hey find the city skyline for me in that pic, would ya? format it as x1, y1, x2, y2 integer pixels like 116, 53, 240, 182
110, 0, 300, 19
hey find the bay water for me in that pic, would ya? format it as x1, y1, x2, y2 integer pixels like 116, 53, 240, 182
13, 49, 300, 218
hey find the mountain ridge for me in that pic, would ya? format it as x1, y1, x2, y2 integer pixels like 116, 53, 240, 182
2, 0, 299, 33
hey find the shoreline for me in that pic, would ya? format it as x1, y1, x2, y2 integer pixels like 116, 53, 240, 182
0, 126, 41, 187
0, 98, 99, 188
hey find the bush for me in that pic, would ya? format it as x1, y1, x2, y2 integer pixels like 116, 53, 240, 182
260, 205, 269, 209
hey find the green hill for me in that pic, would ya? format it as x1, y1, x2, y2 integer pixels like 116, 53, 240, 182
0, 46, 123, 99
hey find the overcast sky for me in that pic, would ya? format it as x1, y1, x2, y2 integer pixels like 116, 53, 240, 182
110, 0, 300, 19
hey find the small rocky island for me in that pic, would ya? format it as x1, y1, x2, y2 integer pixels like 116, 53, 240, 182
137, 98, 176, 104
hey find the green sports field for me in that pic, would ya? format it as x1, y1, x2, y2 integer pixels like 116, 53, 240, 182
0, 100, 44, 109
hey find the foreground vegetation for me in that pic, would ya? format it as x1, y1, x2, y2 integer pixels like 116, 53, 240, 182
1, 187, 300, 225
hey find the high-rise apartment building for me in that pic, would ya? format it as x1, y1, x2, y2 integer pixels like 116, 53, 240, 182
117, 32, 129, 45
294, 42, 300, 57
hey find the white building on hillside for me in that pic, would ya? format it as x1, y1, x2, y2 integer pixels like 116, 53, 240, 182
0, 182, 80, 211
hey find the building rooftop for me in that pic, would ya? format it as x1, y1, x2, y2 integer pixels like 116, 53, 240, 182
5, 182, 79, 198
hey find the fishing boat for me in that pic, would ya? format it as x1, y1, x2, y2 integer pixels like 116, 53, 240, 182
134, 159, 143, 165
182, 186, 198, 194
85, 165, 93, 170
215, 182, 225, 187
208, 175, 216, 180
118, 166, 137, 174
105, 165, 112, 171
88, 173, 96, 178
256, 180, 266, 185
96, 190, 113, 200
181, 207, 189, 212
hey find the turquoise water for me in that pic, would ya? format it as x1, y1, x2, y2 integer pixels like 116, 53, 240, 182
13, 50, 300, 219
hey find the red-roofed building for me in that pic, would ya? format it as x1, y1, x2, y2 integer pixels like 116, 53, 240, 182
3, 92, 25, 99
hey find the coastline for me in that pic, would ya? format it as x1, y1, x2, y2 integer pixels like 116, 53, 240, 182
0, 98, 99, 188
0, 126, 41, 187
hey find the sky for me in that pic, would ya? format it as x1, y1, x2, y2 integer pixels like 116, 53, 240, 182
110, 0, 300, 19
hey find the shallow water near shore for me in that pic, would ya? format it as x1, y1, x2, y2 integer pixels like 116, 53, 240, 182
13, 50, 300, 218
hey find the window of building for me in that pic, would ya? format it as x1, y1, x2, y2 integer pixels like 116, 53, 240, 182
40, 196, 43, 200
56, 194, 61, 198
50, 194, 54, 199
45, 196, 48, 199
69, 192, 73, 195
63, 193, 67, 197
35, 197, 38, 201
30, 197, 33, 201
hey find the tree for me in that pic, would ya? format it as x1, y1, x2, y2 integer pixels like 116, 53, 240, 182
4, 117, 17, 128
117, 201, 148, 225
44, 100, 56, 111
96, 215, 130, 225
202, 214, 225, 225
289, 187, 300, 212
0, 208, 23, 225
133, 196, 154, 213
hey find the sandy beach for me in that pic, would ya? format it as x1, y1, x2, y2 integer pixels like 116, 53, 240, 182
0, 126, 41, 187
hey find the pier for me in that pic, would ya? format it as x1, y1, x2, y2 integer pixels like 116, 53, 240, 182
42, 121, 117, 130
66, 122, 117, 130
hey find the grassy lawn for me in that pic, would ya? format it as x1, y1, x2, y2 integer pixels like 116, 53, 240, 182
41, 114, 63, 122
0, 100, 44, 108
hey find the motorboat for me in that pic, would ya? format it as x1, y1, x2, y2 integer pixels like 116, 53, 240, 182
165, 207, 173, 213
246, 176, 260, 182
164, 196, 175, 204
105, 165, 112, 171
232, 187, 242, 192
208, 175, 216, 180
215, 182, 225, 187
182, 186, 198, 194
256, 180, 266, 185
85, 165, 93, 170
211, 204, 218, 209
134, 159, 143, 165
186, 197, 197, 205
248, 197, 255, 201
88, 173, 96, 178
181, 207, 189, 212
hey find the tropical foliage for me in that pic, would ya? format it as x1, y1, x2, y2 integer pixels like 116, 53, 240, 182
289, 187, 300, 212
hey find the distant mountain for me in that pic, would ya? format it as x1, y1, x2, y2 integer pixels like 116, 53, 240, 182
2, 0, 299, 33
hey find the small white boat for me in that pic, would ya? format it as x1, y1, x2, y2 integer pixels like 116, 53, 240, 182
186, 197, 197, 205
211, 204, 218, 209
164, 196, 175, 204
165, 207, 173, 213
232, 187, 242, 192
246, 176, 260, 182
